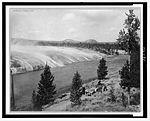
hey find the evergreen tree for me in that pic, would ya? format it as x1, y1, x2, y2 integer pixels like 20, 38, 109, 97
119, 59, 140, 105
117, 10, 140, 55
70, 71, 82, 105
121, 92, 127, 107
119, 60, 130, 89
97, 58, 108, 82
117, 10, 140, 105
35, 64, 56, 108
119, 60, 131, 105
130, 46, 140, 88
32, 90, 41, 111
32, 90, 36, 109
117, 10, 140, 88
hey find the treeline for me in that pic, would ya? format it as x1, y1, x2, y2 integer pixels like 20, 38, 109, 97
37, 41, 121, 55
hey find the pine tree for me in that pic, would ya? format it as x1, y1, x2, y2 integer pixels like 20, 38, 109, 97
120, 59, 140, 105
121, 92, 127, 107
119, 60, 130, 89
32, 90, 41, 111
97, 58, 108, 82
117, 10, 140, 88
35, 64, 56, 108
117, 10, 140, 55
32, 90, 36, 109
119, 60, 131, 105
70, 71, 82, 106
117, 10, 140, 105
130, 46, 140, 88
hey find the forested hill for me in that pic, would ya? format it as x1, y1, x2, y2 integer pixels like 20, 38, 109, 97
11, 38, 120, 55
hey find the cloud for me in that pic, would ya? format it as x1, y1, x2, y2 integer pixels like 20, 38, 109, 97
79, 9, 121, 24
80, 9, 116, 16
68, 28, 76, 33
10, 8, 140, 42
27, 30, 41, 34
62, 13, 76, 21
109, 27, 117, 31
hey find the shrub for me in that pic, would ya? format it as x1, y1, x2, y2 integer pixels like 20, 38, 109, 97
130, 92, 140, 105
108, 85, 116, 103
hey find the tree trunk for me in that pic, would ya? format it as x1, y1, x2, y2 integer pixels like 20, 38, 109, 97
127, 87, 130, 105
10, 70, 15, 111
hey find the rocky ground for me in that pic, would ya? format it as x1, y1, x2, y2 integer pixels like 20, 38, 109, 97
43, 78, 140, 112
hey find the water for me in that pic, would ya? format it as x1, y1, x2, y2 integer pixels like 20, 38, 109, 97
13, 60, 99, 109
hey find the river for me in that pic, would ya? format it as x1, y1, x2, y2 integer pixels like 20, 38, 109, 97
13, 60, 99, 110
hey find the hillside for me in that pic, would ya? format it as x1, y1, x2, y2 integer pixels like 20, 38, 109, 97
43, 55, 140, 112
62, 39, 79, 43
44, 76, 140, 112
85, 39, 98, 43
44, 80, 140, 112
11, 38, 40, 46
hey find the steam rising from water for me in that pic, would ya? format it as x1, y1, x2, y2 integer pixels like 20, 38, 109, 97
10, 45, 104, 73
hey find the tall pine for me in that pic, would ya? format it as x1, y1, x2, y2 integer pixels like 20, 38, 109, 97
117, 10, 140, 89
117, 10, 140, 105
119, 60, 130, 89
32, 90, 41, 111
33, 64, 56, 109
97, 58, 108, 82
117, 10, 140, 55
70, 71, 82, 106
119, 60, 131, 105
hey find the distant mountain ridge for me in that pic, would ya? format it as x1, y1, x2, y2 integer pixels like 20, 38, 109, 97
11, 38, 40, 45
11, 38, 115, 46
62, 39, 79, 43
84, 39, 98, 43
11, 38, 79, 45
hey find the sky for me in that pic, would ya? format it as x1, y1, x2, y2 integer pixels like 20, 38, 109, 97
10, 7, 140, 42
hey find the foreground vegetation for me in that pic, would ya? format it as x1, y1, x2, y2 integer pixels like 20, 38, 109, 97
44, 75, 140, 112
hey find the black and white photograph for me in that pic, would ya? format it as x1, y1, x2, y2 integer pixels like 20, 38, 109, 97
1, 2, 148, 119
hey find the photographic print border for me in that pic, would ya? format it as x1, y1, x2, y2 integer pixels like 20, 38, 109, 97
2, 2, 147, 118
